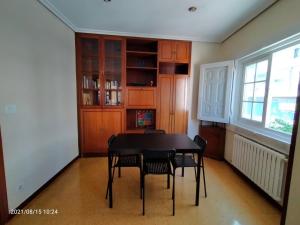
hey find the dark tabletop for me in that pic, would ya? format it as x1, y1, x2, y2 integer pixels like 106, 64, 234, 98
109, 133, 200, 154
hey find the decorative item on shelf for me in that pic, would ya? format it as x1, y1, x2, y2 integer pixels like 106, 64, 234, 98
150, 80, 154, 86
83, 93, 93, 105
136, 110, 154, 128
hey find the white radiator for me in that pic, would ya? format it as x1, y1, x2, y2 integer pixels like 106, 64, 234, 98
232, 134, 287, 202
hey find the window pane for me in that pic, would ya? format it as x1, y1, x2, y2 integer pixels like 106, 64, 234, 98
253, 82, 265, 102
245, 64, 256, 83
255, 60, 268, 81
243, 83, 254, 101
266, 43, 300, 134
242, 102, 252, 119
252, 103, 263, 122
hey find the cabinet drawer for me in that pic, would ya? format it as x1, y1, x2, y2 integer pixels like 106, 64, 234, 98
126, 87, 156, 108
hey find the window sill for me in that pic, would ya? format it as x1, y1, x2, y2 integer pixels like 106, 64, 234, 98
226, 123, 290, 156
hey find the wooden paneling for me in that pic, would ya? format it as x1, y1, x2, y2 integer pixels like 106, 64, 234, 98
158, 40, 190, 63
158, 40, 174, 62
173, 75, 188, 134
126, 87, 156, 108
199, 125, 225, 160
81, 110, 102, 152
158, 75, 173, 133
101, 110, 124, 150
174, 41, 190, 63
80, 109, 124, 154
0, 128, 8, 225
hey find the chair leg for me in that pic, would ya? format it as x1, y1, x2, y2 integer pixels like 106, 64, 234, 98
172, 173, 175, 216
105, 166, 115, 199
167, 174, 170, 189
201, 157, 207, 198
118, 166, 121, 177
142, 175, 145, 215
140, 168, 143, 199
181, 153, 185, 177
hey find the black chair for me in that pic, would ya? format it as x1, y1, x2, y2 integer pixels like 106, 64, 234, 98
142, 148, 176, 216
172, 135, 207, 198
105, 135, 142, 199
144, 129, 166, 134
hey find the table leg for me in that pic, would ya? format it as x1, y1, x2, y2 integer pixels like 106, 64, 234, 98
195, 152, 201, 206
108, 153, 113, 208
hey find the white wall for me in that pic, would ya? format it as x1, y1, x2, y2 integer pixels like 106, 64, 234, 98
220, 0, 300, 161
0, 0, 78, 209
187, 42, 221, 138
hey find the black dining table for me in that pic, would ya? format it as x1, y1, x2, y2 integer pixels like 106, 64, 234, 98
107, 133, 201, 208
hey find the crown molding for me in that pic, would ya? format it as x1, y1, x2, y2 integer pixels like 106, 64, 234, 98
38, 0, 77, 31
76, 27, 217, 42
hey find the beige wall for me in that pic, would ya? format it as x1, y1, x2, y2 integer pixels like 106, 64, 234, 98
217, 0, 300, 219
188, 42, 222, 138
220, 0, 300, 162
0, 0, 78, 209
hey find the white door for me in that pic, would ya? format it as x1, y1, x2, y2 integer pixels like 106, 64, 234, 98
197, 61, 234, 123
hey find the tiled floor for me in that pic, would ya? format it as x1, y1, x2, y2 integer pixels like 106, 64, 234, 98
7, 157, 281, 225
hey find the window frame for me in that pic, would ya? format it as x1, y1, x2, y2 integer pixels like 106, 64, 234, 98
232, 37, 300, 144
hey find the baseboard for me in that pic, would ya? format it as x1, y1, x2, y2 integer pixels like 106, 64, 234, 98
8, 155, 79, 221
224, 160, 282, 210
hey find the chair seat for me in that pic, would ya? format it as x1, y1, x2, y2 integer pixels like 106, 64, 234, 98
144, 160, 171, 174
173, 155, 197, 168
115, 155, 140, 167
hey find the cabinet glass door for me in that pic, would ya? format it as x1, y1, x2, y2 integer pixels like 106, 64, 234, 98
80, 38, 100, 106
103, 39, 122, 106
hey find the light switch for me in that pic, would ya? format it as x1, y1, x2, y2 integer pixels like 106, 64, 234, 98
4, 104, 17, 114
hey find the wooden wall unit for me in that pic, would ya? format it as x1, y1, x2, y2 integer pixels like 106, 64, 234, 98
76, 34, 191, 155
158, 40, 190, 63
80, 109, 124, 154
157, 75, 188, 134
126, 87, 156, 108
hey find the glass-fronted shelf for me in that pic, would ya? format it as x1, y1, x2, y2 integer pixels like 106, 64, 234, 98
80, 38, 100, 106
104, 39, 122, 106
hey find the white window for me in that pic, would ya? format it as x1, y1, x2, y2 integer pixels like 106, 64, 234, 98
235, 42, 300, 141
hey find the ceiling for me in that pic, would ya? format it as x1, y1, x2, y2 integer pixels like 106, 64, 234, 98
39, 0, 277, 43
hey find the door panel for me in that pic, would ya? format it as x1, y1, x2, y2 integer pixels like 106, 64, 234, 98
173, 76, 188, 134
174, 41, 190, 63
81, 110, 102, 152
102, 110, 123, 152
158, 40, 174, 62
158, 75, 173, 133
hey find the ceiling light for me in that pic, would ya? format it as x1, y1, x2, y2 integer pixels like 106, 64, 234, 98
104, 0, 111, 2
188, 6, 197, 12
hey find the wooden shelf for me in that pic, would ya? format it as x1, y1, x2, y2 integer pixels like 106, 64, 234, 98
126, 50, 157, 56
127, 66, 157, 70
105, 88, 122, 91
82, 88, 100, 91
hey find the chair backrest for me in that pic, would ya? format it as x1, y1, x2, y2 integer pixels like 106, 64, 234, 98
144, 129, 166, 134
107, 134, 116, 147
193, 135, 207, 154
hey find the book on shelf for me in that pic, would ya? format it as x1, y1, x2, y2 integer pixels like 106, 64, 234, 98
83, 76, 99, 89
111, 91, 117, 105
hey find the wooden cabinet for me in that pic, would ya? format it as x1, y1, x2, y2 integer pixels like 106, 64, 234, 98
199, 125, 225, 160
157, 75, 188, 134
80, 109, 124, 154
126, 87, 156, 108
159, 40, 190, 63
